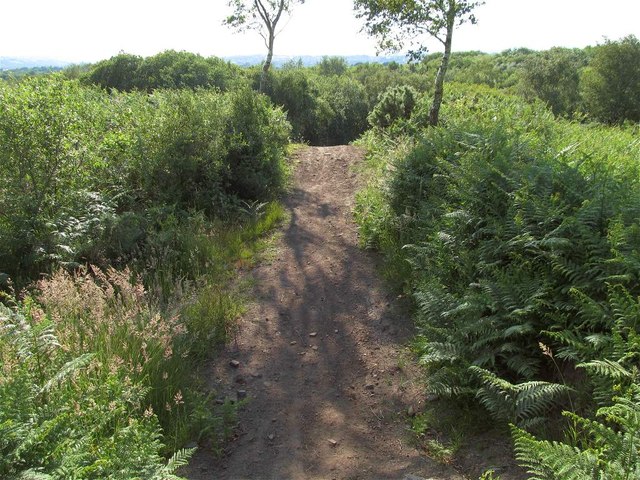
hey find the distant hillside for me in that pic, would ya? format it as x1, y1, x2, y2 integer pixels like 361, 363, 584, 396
225, 54, 407, 67
0, 54, 407, 71
0, 57, 70, 70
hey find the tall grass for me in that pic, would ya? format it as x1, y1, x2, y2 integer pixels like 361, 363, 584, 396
0, 199, 285, 477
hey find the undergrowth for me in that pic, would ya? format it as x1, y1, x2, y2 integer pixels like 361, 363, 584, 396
355, 83, 640, 476
0, 74, 290, 477
0, 200, 285, 478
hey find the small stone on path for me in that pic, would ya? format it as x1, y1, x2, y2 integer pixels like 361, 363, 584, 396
328, 439, 338, 447
309, 332, 318, 337
230, 360, 240, 368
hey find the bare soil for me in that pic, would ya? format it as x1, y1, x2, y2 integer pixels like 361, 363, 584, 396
183, 146, 522, 480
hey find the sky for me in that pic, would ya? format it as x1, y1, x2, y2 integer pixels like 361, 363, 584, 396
1, 0, 639, 62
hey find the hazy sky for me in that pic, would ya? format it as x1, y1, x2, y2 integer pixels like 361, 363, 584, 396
2, 0, 639, 62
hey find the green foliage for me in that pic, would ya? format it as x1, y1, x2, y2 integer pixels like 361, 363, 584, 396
84, 52, 142, 91
313, 75, 369, 145
518, 48, 587, 117
0, 66, 64, 81
355, 83, 640, 446
224, 88, 291, 198
368, 84, 418, 130
470, 366, 572, 429
512, 386, 640, 479
0, 299, 193, 479
351, 62, 431, 108
580, 35, 640, 124
0, 76, 290, 281
0, 76, 118, 280
316, 56, 349, 76
85, 50, 247, 92
261, 66, 318, 141
262, 65, 369, 145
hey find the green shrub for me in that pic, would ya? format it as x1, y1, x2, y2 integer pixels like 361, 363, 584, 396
0, 76, 116, 280
84, 52, 143, 91
313, 76, 369, 145
581, 35, 640, 124
0, 76, 290, 282
368, 85, 418, 130
355, 83, 640, 433
223, 88, 291, 199
518, 47, 587, 117
263, 65, 369, 145
85, 50, 248, 92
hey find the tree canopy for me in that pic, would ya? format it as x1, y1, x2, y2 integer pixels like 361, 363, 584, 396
225, 0, 305, 91
581, 35, 640, 124
354, 0, 483, 125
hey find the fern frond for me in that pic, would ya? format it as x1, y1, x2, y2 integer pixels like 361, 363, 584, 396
511, 425, 598, 480
471, 366, 571, 427
514, 381, 572, 423
577, 359, 633, 380
40, 353, 95, 395
16, 470, 54, 480
165, 447, 196, 471
418, 342, 462, 365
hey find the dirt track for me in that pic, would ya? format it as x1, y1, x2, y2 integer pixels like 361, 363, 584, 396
183, 145, 466, 480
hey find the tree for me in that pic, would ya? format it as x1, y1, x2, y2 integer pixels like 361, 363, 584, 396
225, 0, 304, 92
317, 56, 349, 76
519, 48, 587, 117
85, 53, 143, 92
354, 0, 483, 126
580, 35, 640, 124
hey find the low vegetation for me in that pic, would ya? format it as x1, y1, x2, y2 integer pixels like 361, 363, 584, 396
0, 74, 288, 478
2, 33, 639, 477
355, 82, 640, 477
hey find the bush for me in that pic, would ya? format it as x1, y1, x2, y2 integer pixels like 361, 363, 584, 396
355, 83, 640, 431
223, 88, 291, 199
0, 76, 290, 283
0, 76, 117, 280
368, 85, 418, 130
85, 50, 248, 92
518, 47, 587, 117
581, 35, 640, 124
262, 66, 368, 145
84, 52, 143, 91
261, 66, 319, 142
312, 76, 369, 145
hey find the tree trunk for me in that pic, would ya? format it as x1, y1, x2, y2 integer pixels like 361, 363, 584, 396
428, 8, 455, 126
259, 31, 275, 93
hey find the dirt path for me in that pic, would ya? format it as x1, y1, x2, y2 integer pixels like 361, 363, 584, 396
184, 146, 465, 480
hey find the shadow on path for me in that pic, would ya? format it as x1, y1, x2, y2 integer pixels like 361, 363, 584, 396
184, 146, 462, 480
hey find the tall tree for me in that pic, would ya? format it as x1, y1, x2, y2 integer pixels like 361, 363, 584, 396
225, 0, 304, 92
519, 47, 587, 117
354, 0, 483, 126
580, 35, 640, 124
